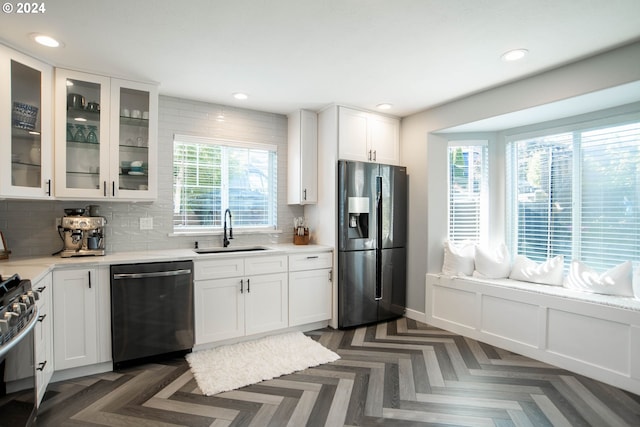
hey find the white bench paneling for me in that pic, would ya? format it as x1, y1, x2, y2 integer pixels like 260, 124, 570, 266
481, 295, 539, 348
432, 286, 476, 330
426, 273, 640, 396
547, 308, 629, 375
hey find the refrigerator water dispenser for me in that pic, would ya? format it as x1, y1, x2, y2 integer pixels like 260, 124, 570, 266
348, 196, 369, 239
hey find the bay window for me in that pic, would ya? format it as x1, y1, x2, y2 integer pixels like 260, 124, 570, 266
506, 117, 640, 270
447, 141, 488, 244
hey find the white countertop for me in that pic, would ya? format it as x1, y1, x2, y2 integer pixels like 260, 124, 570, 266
0, 243, 333, 284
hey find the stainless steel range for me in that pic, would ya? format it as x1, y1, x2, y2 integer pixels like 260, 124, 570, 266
0, 274, 39, 426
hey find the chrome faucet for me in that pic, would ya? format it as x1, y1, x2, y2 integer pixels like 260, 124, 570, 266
223, 209, 233, 247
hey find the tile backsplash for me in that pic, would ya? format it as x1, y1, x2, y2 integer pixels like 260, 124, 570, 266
0, 96, 303, 258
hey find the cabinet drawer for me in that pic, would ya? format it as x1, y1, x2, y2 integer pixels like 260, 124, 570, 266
195, 257, 244, 280
289, 252, 332, 271
245, 255, 287, 276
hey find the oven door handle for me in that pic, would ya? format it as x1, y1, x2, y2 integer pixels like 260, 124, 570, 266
0, 307, 38, 359
112, 269, 192, 280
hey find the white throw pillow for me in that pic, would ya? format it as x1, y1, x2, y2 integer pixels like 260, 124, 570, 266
441, 240, 475, 276
509, 255, 565, 286
473, 243, 511, 279
565, 260, 633, 297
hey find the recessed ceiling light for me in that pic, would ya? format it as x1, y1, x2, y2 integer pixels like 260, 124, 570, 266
501, 48, 528, 62
377, 103, 392, 110
31, 33, 62, 48
233, 92, 248, 100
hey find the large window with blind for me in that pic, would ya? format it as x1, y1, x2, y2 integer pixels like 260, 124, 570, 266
447, 141, 488, 244
173, 135, 277, 232
506, 116, 640, 270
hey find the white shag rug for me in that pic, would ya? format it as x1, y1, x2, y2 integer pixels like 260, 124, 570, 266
185, 331, 340, 396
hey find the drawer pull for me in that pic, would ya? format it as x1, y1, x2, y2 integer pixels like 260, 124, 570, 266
306, 256, 319, 259
37, 361, 47, 371
38, 314, 47, 322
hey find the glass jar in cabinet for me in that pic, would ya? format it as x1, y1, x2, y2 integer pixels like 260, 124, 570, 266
54, 68, 111, 199
0, 45, 53, 199
109, 78, 158, 200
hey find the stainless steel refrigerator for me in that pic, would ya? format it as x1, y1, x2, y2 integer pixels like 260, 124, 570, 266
338, 160, 407, 328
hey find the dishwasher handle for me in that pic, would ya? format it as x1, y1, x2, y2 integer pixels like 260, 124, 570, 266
112, 269, 192, 280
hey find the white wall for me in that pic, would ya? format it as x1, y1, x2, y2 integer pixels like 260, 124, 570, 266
402, 41, 640, 318
0, 96, 303, 257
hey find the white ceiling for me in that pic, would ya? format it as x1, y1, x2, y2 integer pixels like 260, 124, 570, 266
1, 0, 639, 118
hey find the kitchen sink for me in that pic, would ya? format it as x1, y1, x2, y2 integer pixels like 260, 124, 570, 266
194, 246, 268, 254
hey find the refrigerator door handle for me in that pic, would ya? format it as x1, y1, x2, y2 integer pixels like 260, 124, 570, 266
375, 175, 383, 300
375, 250, 382, 300
376, 175, 383, 246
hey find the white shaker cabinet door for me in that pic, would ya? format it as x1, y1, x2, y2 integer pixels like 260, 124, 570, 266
194, 277, 245, 344
289, 268, 332, 326
52, 268, 98, 370
244, 273, 288, 336
338, 107, 369, 162
368, 113, 400, 165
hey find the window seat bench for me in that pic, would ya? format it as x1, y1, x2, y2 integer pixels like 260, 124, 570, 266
425, 273, 640, 395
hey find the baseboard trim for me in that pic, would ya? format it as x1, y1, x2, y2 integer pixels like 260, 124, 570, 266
405, 307, 426, 324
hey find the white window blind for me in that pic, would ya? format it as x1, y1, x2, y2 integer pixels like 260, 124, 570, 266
507, 119, 640, 270
448, 141, 488, 244
173, 135, 277, 231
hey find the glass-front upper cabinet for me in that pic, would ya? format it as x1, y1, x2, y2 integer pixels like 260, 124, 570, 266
54, 68, 110, 199
55, 69, 157, 200
109, 78, 158, 200
0, 45, 53, 199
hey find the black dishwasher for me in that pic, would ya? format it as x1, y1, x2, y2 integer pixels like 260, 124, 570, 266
110, 261, 194, 369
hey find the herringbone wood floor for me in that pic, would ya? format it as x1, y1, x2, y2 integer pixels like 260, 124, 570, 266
36, 318, 640, 426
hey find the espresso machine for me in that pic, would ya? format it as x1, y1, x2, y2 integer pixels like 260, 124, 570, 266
58, 208, 106, 257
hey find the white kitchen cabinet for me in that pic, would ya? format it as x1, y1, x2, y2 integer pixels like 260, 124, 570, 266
194, 255, 288, 345
244, 272, 288, 335
195, 277, 245, 343
288, 109, 318, 204
52, 266, 111, 371
54, 68, 158, 200
288, 252, 332, 326
34, 272, 53, 406
338, 106, 400, 165
0, 44, 54, 199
